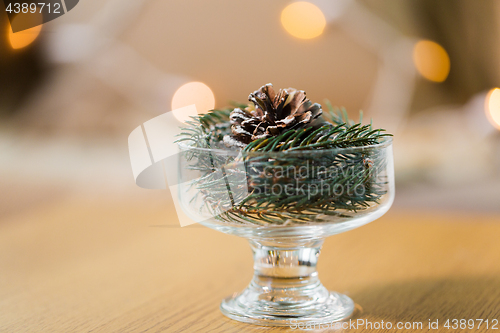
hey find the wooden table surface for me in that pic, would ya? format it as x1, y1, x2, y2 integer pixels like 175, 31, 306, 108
1, 191, 500, 332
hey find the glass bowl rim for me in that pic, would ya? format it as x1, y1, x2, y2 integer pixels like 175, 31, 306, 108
177, 136, 392, 155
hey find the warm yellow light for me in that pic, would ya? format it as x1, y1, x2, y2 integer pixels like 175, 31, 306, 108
281, 2, 326, 40
171, 82, 215, 122
486, 88, 500, 130
8, 13, 43, 50
413, 40, 450, 83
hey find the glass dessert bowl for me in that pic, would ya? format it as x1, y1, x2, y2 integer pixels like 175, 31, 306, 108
177, 137, 394, 326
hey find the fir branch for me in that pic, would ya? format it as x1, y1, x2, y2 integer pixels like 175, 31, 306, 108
176, 102, 392, 226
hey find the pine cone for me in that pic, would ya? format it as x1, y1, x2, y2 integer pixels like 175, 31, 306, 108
224, 84, 323, 147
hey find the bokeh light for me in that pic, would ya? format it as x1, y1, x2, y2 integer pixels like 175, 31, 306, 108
171, 82, 215, 122
8, 13, 43, 50
413, 40, 450, 83
485, 88, 500, 130
281, 2, 326, 40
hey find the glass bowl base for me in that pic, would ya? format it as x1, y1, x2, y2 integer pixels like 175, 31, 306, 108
220, 290, 355, 327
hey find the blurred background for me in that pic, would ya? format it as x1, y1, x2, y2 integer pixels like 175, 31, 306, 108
1, 0, 499, 221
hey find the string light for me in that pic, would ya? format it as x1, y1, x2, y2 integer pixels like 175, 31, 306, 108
171, 82, 215, 123
485, 88, 500, 130
413, 40, 450, 83
281, 2, 326, 40
8, 13, 43, 50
